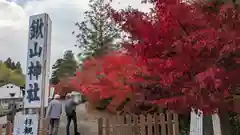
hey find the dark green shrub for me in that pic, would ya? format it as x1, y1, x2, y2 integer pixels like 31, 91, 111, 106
96, 97, 113, 110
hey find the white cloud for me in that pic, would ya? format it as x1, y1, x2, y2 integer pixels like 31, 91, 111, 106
0, 0, 151, 74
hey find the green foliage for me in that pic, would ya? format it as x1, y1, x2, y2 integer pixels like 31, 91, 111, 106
4, 58, 22, 72
0, 60, 24, 86
96, 97, 113, 110
15, 62, 23, 74
116, 98, 130, 111
179, 114, 190, 135
4, 58, 15, 70
9, 70, 25, 86
229, 112, 240, 135
73, 0, 121, 60
50, 50, 77, 85
0, 63, 11, 85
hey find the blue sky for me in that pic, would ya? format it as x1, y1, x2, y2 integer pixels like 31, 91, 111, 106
0, 0, 151, 73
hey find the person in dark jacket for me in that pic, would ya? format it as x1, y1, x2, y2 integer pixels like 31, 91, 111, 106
65, 93, 79, 135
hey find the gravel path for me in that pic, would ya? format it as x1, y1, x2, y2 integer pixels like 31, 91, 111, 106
58, 103, 98, 135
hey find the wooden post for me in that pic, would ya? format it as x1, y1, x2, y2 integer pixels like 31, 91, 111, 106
154, 114, 160, 135
38, 127, 43, 135
140, 114, 146, 135
133, 115, 139, 135
167, 111, 173, 135
6, 122, 12, 135
160, 113, 166, 135
0, 124, 2, 135
98, 118, 103, 135
125, 115, 132, 135
112, 116, 118, 135
147, 114, 153, 135
119, 115, 125, 135
173, 113, 180, 135
105, 118, 110, 135
38, 118, 43, 135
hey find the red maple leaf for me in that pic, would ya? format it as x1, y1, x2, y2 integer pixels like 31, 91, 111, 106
109, 0, 240, 113
70, 0, 240, 114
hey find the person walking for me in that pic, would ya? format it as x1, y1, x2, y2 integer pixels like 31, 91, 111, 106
45, 94, 62, 135
65, 93, 79, 135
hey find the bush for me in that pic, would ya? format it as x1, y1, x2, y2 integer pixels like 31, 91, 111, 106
229, 112, 240, 135
96, 97, 113, 110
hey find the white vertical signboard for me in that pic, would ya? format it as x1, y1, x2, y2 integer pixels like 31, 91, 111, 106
24, 13, 51, 108
13, 114, 39, 135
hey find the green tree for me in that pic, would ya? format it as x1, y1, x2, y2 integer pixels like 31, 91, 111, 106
15, 62, 23, 74
73, 0, 121, 60
0, 63, 11, 86
3, 57, 20, 70
0, 62, 24, 86
51, 59, 63, 84
8, 70, 25, 86
50, 50, 77, 85
4, 57, 13, 69
15, 62, 22, 70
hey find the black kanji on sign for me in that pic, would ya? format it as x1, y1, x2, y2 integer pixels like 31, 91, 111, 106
29, 18, 44, 40
23, 118, 34, 135
28, 61, 41, 80
27, 83, 40, 103
23, 126, 33, 135
29, 42, 42, 58
24, 118, 33, 126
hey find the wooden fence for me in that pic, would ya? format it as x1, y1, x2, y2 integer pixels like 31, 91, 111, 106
98, 111, 179, 135
0, 112, 179, 135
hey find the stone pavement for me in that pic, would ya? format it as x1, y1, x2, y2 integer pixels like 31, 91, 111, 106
58, 103, 98, 135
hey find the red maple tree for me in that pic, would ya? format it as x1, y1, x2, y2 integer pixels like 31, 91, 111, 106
70, 52, 149, 111
72, 0, 240, 113
54, 77, 79, 97
108, 0, 240, 113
